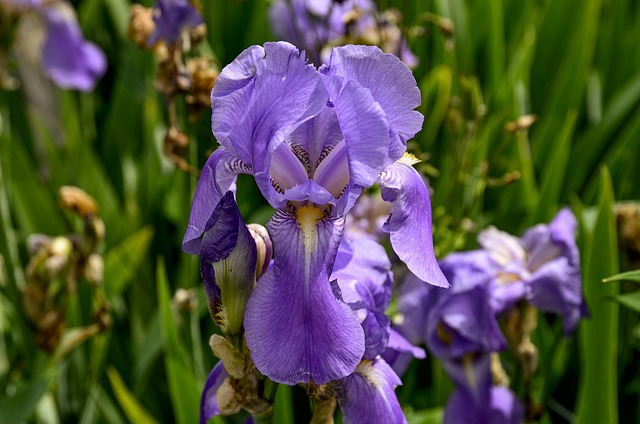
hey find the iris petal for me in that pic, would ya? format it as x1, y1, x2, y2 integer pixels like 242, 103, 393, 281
244, 209, 364, 384
378, 158, 448, 287
321, 45, 423, 160
183, 147, 251, 254
199, 362, 227, 424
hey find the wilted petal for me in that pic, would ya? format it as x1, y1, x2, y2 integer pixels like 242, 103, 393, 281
183, 147, 252, 254
41, 5, 106, 91
321, 45, 423, 160
335, 358, 406, 424
211, 42, 328, 207
244, 209, 364, 384
378, 156, 448, 288
200, 192, 257, 336
200, 362, 228, 424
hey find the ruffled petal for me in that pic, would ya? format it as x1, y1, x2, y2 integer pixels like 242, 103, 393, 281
378, 157, 448, 288
211, 42, 328, 207
335, 358, 406, 424
182, 147, 252, 254
244, 209, 364, 384
321, 45, 423, 160
319, 76, 391, 188
200, 362, 228, 424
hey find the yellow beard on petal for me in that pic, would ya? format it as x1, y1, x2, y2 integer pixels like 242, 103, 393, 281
295, 205, 324, 284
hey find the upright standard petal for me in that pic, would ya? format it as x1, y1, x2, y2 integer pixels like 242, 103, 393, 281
321, 45, 423, 160
183, 147, 252, 254
244, 209, 364, 385
211, 42, 328, 206
335, 358, 406, 424
200, 362, 228, 424
378, 155, 448, 288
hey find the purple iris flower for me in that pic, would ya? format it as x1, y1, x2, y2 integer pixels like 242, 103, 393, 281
8, 0, 107, 91
183, 42, 446, 385
148, 0, 203, 45
200, 362, 227, 424
335, 358, 406, 424
477, 208, 587, 334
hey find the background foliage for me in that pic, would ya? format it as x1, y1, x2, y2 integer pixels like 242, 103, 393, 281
1, 0, 640, 423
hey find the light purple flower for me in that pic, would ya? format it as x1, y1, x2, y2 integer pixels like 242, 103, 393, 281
9, 1, 107, 91
183, 42, 446, 385
148, 0, 203, 45
478, 208, 587, 334
335, 358, 406, 424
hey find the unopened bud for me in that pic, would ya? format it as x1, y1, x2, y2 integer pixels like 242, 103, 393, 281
128, 4, 155, 48
172, 288, 197, 312
248, 224, 272, 278
209, 334, 245, 379
46, 237, 73, 276
26, 234, 51, 255
164, 127, 189, 157
59, 186, 99, 220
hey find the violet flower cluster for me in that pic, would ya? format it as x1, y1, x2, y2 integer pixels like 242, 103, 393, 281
184, 41, 446, 422
269, 0, 418, 67
4, 0, 107, 91
396, 209, 587, 423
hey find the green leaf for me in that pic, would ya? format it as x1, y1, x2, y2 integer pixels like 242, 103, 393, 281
575, 167, 619, 424
157, 258, 201, 424
0, 378, 48, 423
603, 269, 640, 283
616, 292, 640, 313
104, 226, 155, 299
406, 408, 444, 424
273, 384, 294, 424
106, 367, 159, 424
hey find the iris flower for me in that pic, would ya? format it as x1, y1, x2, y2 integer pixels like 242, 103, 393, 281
184, 42, 446, 385
147, 0, 203, 45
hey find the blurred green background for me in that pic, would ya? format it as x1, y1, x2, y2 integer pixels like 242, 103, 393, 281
1, 0, 640, 423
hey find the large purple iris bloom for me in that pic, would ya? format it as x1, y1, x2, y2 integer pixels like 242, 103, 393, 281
183, 42, 446, 385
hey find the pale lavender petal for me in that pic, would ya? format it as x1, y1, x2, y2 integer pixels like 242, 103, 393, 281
284, 179, 336, 206
200, 362, 227, 424
490, 386, 525, 424
211, 42, 328, 207
318, 77, 391, 188
321, 45, 423, 160
288, 107, 343, 174
41, 6, 106, 91
244, 210, 364, 384
182, 147, 252, 254
336, 358, 406, 424
396, 272, 436, 345
378, 159, 448, 288
382, 328, 426, 376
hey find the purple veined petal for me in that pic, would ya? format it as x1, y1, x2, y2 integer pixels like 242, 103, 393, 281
319, 76, 391, 188
313, 139, 350, 198
148, 0, 204, 45
211, 42, 328, 207
378, 156, 449, 288
244, 208, 364, 384
320, 44, 423, 160
182, 147, 252, 254
40, 5, 107, 91
335, 358, 406, 424
200, 362, 228, 424
200, 192, 257, 336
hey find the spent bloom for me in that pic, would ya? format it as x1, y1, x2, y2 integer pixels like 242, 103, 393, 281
4, 0, 107, 91
183, 41, 446, 386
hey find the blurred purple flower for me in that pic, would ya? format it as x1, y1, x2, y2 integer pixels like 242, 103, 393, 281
148, 0, 203, 45
183, 42, 445, 385
200, 362, 227, 424
269, 0, 416, 67
8, 0, 107, 91
478, 208, 588, 334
